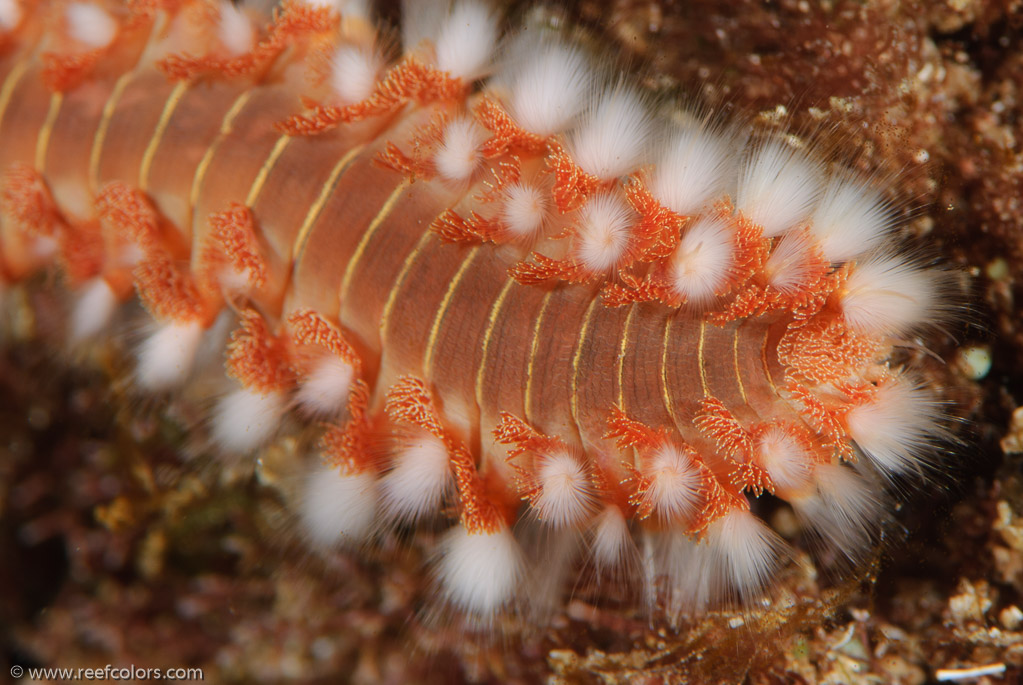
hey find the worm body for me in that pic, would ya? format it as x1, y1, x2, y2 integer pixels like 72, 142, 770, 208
0, 0, 957, 622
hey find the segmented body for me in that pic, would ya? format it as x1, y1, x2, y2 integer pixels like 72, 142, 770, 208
0, 0, 954, 621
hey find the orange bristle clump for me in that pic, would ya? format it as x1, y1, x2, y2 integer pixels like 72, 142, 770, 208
157, 0, 338, 81
225, 307, 293, 393
95, 181, 162, 254
320, 377, 373, 472
200, 202, 267, 290
132, 256, 206, 322
473, 97, 546, 158
386, 376, 509, 535
278, 54, 465, 135
287, 307, 361, 372
2, 163, 60, 237
42, 49, 106, 91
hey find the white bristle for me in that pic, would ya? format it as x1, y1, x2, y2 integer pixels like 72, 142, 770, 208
763, 230, 817, 295
28, 234, 59, 262
216, 263, 260, 295
434, 116, 487, 183
506, 40, 593, 136
295, 354, 354, 418
650, 122, 736, 216
437, 523, 522, 617
401, 0, 444, 52
705, 508, 782, 601
576, 191, 635, 272
640, 444, 702, 525
790, 462, 879, 558
839, 254, 938, 337
69, 277, 117, 343
379, 434, 453, 524
66, 3, 117, 48
845, 374, 942, 475
500, 182, 549, 239
135, 320, 204, 391
303, 0, 370, 17
810, 175, 894, 262
433, 1, 499, 82
655, 531, 716, 614
589, 504, 634, 573
657, 511, 779, 614
532, 451, 594, 528
300, 0, 342, 10
667, 215, 734, 305
299, 461, 377, 548
753, 425, 814, 494
194, 309, 235, 375
341, 0, 371, 16
736, 140, 823, 237
569, 81, 652, 180
330, 45, 381, 106
521, 527, 582, 618
217, 0, 255, 57
113, 239, 146, 270
211, 386, 287, 453
0, 0, 22, 31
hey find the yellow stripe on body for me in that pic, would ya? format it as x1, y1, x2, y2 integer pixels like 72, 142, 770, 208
569, 294, 600, 441
337, 180, 409, 304
138, 80, 190, 192
524, 289, 553, 424
34, 92, 63, 172
423, 246, 480, 381
290, 144, 366, 263
474, 276, 516, 412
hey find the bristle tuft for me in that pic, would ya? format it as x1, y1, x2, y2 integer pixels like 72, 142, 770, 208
330, 45, 382, 105
135, 321, 204, 392
763, 231, 819, 295
434, 116, 487, 183
576, 191, 635, 272
845, 374, 943, 476
706, 507, 783, 601
299, 461, 377, 548
211, 386, 287, 453
70, 277, 117, 343
0, 0, 22, 31
500, 182, 549, 240
737, 139, 822, 237
667, 215, 735, 305
650, 121, 737, 216
532, 451, 594, 528
569, 81, 652, 180
791, 462, 879, 559
810, 175, 894, 263
217, 0, 256, 57
437, 523, 522, 618
637, 444, 703, 525
753, 424, 814, 494
379, 433, 454, 524
65, 3, 117, 49
433, 1, 500, 82
505, 39, 593, 136
295, 354, 355, 418
590, 504, 635, 573
839, 254, 939, 337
